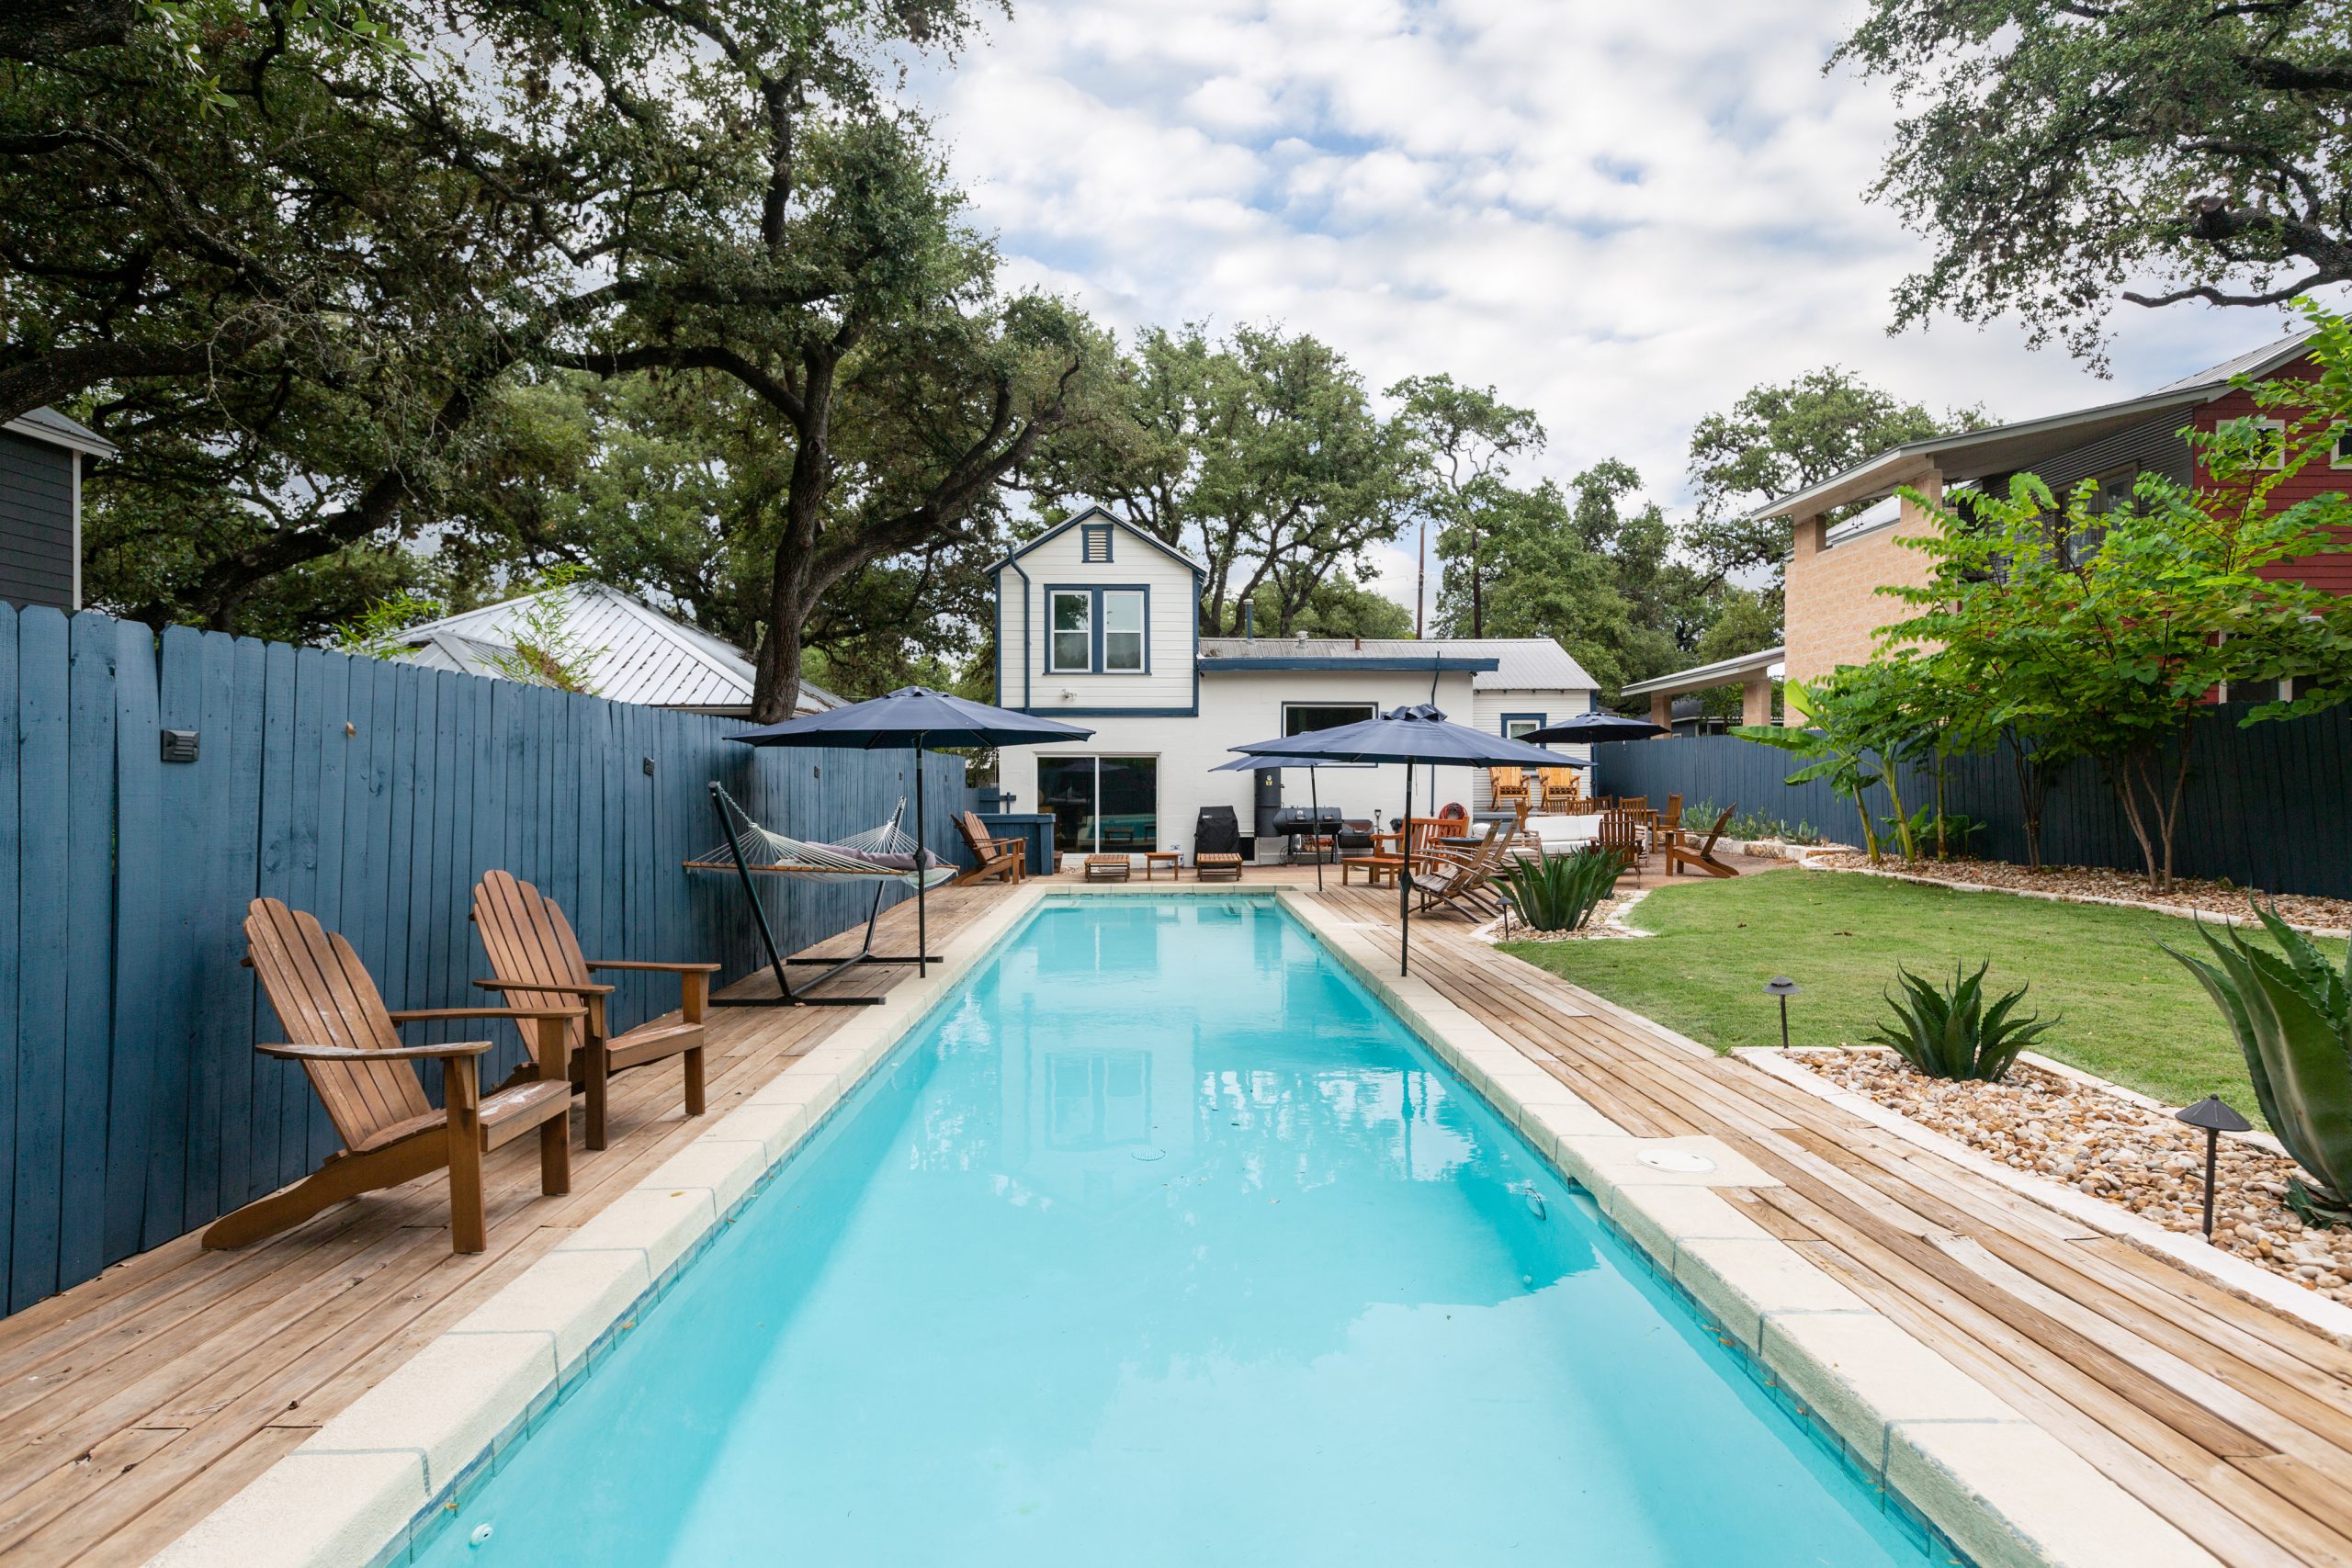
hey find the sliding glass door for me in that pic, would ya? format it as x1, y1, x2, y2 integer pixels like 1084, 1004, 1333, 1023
1036, 757, 1159, 856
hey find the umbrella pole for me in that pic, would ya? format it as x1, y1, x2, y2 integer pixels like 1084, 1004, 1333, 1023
1399, 765, 1413, 976
1311, 769, 1323, 892
914, 739, 927, 979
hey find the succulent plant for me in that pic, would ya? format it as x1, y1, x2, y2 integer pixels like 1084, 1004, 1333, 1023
1865, 961, 2056, 1082
1499, 846, 1627, 934
2165, 906, 2352, 1228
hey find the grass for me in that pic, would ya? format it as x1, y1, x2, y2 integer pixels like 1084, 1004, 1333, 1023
1498, 867, 2349, 1121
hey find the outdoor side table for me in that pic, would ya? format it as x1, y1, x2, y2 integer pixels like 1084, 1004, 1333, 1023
1144, 851, 1182, 880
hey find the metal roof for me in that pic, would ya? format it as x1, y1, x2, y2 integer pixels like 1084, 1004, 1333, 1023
388, 581, 842, 715
1196, 636, 1595, 691
1747, 328, 2320, 524
5, 406, 117, 459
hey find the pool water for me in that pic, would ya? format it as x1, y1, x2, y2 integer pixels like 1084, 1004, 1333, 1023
422, 897, 1939, 1566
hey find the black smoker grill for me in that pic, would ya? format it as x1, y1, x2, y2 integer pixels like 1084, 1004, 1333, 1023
1194, 805, 1240, 858
1271, 804, 1341, 858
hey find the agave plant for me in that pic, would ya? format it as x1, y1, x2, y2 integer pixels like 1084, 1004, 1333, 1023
2165, 907, 2352, 1227
1865, 962, 2056, 1082
1500, 847, 1628, 934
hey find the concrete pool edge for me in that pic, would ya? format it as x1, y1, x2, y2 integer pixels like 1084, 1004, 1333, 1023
146, 883, 2214, 1568
143, 881, 1060, 1568
1271, 888, 2219, 1568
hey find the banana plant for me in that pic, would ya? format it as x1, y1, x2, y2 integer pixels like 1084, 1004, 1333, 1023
2165, 907, 2352, 1227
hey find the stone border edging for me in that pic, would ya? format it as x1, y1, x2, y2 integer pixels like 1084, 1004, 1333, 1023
1793, 853, 2352, 939
1736, 1044, 2352, 1351
146, 882, 1058, 1568
1273, 891, 2216, 1568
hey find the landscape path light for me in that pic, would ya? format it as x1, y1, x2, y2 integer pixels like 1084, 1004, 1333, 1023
2174, 1095, 2253, 1241
1763, 976, 1799, 1049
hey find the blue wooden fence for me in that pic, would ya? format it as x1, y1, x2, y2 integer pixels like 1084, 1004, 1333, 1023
0, 604, 963, 1316
1591, 705, 2352, 898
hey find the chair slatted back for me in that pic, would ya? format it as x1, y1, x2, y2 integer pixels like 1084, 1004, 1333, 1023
473, 870, 594, 1063
1695, 807, 1735, 854
1488, 767, 1527, 797
1598, 810, 1643, 858
245, 897, 433, 1151
956, 812, 1003, 858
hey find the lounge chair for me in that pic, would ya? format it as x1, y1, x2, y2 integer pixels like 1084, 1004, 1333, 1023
1416, 804, 1526, 921
954, 810, 1026, 885
1665, 807, 1738, 878
204, 897, 582, 1255
471, 870, 716, 1151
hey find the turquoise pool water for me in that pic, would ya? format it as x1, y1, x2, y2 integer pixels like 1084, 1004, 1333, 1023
420, 897, 1941, 1566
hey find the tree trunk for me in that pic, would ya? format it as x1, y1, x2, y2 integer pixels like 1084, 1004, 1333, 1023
2004, 730, 2047, 871
1469, 519, 1483, 638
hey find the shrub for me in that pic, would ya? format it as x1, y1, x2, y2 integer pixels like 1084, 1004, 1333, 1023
1501, 847, 1628, 934
2165, 907, 2352, 1227
1866, 961, 2056, 1081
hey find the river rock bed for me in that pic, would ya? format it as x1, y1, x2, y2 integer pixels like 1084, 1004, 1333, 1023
1793, 1049, 2352, 1306
1803, 854, 2352, 933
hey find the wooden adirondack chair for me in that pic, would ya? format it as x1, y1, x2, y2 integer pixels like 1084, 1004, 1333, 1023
1665, 807, 1738, 878
1487, 767, 1530, 807
954, 810, 1025, 885
1540, 767, 1581, 809
471, 870, 716, 1150
205, 897, 582, 1255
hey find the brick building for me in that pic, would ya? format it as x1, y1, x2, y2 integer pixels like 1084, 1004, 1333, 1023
1750, 331, 2346, 719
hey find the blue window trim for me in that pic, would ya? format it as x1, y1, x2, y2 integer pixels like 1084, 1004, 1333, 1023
1500, 710, 1550, 750
1043, 583, 1150, 676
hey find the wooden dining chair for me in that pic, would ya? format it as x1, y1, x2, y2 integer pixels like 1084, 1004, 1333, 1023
472, 870, 715, 1151
205, 897, 582, 1255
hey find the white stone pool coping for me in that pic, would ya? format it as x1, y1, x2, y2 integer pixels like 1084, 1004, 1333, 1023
1739, 1044, 2352, 1350
150, 882, 2216, 1568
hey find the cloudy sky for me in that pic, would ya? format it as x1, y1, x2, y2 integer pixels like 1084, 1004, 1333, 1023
908, 0, 2312, 617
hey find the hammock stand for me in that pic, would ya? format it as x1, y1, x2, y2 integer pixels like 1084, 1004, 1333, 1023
684, 783, 952, 1008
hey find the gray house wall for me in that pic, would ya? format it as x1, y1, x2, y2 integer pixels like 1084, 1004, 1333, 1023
0, 433, 75, 610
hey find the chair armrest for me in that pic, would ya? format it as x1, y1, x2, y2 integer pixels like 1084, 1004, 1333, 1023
257, 1040, 494, 1062
388, 1006, 585, 1024
473, 977, 616, 997
585, 960, 723, 973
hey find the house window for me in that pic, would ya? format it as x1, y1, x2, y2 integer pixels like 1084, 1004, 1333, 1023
1102, 589, 1146, 672
1283, 702, 1374, 765
1037, 756, 1159, 855
1048, 590, 1091, 672
1501, 713, 1549, 745
2246, 418, 2288, 470
2332, 430, 2352, 469
1081, 524, 1114, 563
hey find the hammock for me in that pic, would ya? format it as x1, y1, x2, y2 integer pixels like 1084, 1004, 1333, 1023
684, 784, 958, 890
685, 783, 954, 1008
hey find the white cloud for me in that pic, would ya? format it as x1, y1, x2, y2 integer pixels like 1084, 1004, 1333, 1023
911, 0, 2312, 621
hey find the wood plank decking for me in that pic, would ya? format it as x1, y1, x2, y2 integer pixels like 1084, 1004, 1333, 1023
3, 873, 2347, 1565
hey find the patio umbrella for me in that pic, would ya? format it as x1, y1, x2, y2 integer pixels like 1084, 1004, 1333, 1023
1518, 712, 1669, 744
731, 688, 1093, 977
1210, 752, 1337, 890
1236, 705, 1562, 976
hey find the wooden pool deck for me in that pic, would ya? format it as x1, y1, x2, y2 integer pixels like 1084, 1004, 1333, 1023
4, 873, 2348, 1566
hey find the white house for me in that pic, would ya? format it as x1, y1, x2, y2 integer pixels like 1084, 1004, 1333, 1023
991, 507, 1599, 866
390, 581, 842, 716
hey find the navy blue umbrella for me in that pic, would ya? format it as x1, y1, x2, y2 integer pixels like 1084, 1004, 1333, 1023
1519, 712, 1668, 744
1236, 705, 1562, 974
732, 688, 1093, 984
1211, 752, 1340, 889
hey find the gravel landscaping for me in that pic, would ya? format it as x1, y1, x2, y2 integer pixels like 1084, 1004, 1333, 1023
1804, 852, 2352, 933
1795, 1048, 2352, 1306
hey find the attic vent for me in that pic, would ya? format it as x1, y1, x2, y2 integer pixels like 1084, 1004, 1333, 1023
1080, 525, 1114, 564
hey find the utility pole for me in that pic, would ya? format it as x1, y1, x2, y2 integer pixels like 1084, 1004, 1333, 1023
1414, 518, 1426, 638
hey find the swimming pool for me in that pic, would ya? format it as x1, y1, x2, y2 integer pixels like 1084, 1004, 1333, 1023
416, 896, 1945, 1566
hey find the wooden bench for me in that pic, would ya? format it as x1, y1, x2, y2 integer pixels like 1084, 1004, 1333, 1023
1084, 854, 1131, 882
1194, 852, 1243, 883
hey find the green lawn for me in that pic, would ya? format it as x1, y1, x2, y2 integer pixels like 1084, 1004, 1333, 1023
1498, 868, 2345, 1119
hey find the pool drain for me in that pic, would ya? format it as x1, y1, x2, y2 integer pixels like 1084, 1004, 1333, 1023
1131, 1146, 1165, 1161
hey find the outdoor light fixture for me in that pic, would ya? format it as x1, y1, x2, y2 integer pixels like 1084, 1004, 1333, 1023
2174, 1095, 2253, 1242
1763, 976, 1799, 1049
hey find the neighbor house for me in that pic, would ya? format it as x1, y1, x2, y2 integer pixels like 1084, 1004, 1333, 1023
390, 580, 842, 716
1751, 329, 2350, 718
989, 506, 1598, 865
1, 406, 116, 612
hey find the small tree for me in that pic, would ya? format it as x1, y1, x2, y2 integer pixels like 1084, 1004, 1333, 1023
1885, 389, 2352, 890
1735, 670, 1893, 862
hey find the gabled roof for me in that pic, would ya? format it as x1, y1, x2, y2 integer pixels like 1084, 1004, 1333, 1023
387, 581, 842, 715
5, 406, 117, 459
1748, 328, 2321, 524
994, 505, 1207, 577
1196, 636, 1596, 691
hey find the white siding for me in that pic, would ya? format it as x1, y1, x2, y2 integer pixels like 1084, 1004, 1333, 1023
995, 523, 1197, 713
